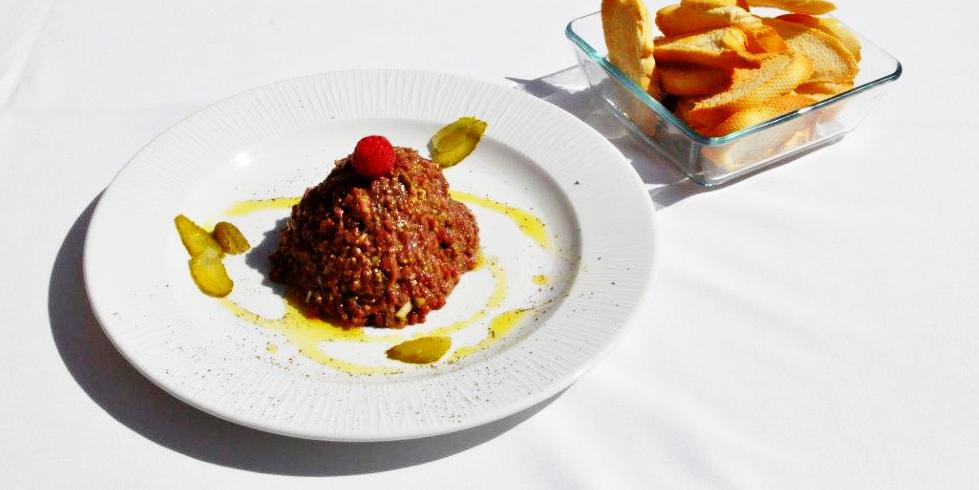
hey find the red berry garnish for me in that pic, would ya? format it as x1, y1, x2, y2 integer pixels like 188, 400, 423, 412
352, 135, 396, 178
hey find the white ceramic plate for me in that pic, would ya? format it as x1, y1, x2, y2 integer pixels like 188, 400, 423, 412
84, 70, 657, 441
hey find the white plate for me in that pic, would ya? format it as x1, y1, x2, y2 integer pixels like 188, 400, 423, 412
84, 70, 657, 441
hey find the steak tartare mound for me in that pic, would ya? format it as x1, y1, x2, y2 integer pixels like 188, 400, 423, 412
269, 140, 479, 328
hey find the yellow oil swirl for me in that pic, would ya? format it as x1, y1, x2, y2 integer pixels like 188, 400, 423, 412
220, 297, 403, 375
450, 190, 552, 252
216, 190, 552, 373
417, 254, 506, 339
224, 197, 300, 217
218, 247, 507, 374
532, 274, 551, 286
447, 308, 531, 363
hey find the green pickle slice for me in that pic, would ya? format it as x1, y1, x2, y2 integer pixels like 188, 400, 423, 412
188, 254, 233, 297
429, 116, 487, 167
386, 336, 452, 364
174, 214, 223, 258
212, 221, 251, 255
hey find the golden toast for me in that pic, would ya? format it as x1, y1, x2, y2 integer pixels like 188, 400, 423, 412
602, 0, 662, 98
681, 0, 751, 9
795, 80, 852, 99
656, 4, 786, 53
657, 4, 762, 36
684, 50, 813, 122
746, 0, 836, 14
707, 93, 816, 135
764, 18, 857, 84
658, 64, 734, 95
654, 27, 772, 68
776, 13, 860, 61
677, 96, 732, 133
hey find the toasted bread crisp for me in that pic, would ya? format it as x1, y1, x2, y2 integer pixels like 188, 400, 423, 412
701, 118, 812, 169
681, 0, 751, 9
746, 0, 836, 14
657, 4, 762, 36
659, 64, 733, 95
777, 13, 860, 61
654, 27, 771, 69
795, 80, 852, 100
602, 0, 661, 99
677, 97, 732, 134
707, 93, 816, 135
656, 4, 786, 53
764, 18, 857, 84
685, 50, 813, 122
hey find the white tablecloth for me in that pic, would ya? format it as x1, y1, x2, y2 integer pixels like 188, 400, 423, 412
3, 1, 977, 488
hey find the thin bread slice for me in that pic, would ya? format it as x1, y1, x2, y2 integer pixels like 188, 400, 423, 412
659, 64, 734, 95
681, 0, 751, 9
764, 18, 857, 84
795, 80, 853, 100
657, 4, 763, 36
654, 27, 770, 69
602, 0, 662, 99
700, 96, 816, 169
707, 93, 816, 136
677, 97, 732, 134
656, 4, 786, 53
746, 0, 836, 14
701, 120, 813, 170
777, 13, 861, 61
686, 50, 814, 122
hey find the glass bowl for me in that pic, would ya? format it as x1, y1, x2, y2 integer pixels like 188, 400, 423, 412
566, 10, 902, 187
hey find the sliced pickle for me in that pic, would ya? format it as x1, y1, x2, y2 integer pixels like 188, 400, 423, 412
188, 254, 233, 297
429, 116, 487, 167
212, 221, 251, 255
174, 214, 223, 257
386, 336, 452, 364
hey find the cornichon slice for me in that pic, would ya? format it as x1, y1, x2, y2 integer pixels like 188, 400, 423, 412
212, 221, 251, 255
429, 116, 487, 167
174, 214, 223, 257
188, 254, 233, 297
386, 336, 452, 364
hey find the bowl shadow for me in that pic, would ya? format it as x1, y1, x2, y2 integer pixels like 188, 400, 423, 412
507, 66, 711, 209
48, 194, 560, 476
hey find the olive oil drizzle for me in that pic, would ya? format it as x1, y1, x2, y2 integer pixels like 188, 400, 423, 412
449, 190, 553, 252
223, 197, 300, 217
416, 254, 507, 339
447, 308, 531, 363
219, 297, 403, 375
215, 191, 552, 373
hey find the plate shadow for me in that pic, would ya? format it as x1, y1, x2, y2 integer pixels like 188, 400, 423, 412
48, 194, 560, 476
507, 66, 709, 209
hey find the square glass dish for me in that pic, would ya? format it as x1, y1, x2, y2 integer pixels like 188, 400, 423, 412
566, 10, 902, 186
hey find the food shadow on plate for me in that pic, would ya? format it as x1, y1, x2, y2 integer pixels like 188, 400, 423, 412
243, 216, 289, 298
507, 66, 711, 209
48, 194, 561, 476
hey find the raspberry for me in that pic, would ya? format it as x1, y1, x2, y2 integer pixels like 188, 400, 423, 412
352, 135, 396, 178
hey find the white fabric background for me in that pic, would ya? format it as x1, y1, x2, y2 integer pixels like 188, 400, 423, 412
2, 0, 977, 488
